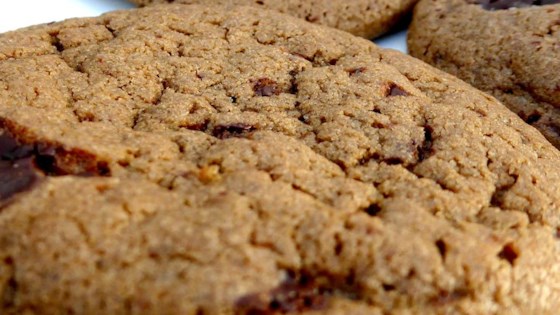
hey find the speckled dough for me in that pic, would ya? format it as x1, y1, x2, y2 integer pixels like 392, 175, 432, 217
127, 0, 418, 39
408, 0, 560, 148
2, 4, 560, 315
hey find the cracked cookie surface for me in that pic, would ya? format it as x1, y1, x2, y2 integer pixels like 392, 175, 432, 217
125, 0, 418, 39
1, 4, 560, 315
408, 0, 560, 148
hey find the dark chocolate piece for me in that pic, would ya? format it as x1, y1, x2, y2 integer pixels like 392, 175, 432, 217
0, 129, 111, 204
385, 83, 409, 97
476, 0, 560, 10
498, 243, 519, 265
417, 125, 434, 162
253, 78, 280, 97
236, 273, 328, 314
347, 67, 367, 76
0, 158, 41, 204
212, 124, 256, 139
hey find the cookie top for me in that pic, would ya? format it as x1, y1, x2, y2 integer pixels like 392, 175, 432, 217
2, 4, 560, 314
127, 0, 418, 39
408, 0, 560, 148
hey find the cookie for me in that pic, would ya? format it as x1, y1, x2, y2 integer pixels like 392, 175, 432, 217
408, 0, 560, 148
2, 4, 560, 314
126, 0, 418, 39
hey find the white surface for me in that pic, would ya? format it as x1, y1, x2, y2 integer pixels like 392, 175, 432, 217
0, 0, 408, 52
375, 30, 408, 53
0, 0, 135, 32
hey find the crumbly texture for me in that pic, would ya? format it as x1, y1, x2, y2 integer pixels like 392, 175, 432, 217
408, 0, 560, 148
127, 0, 418, 39
1, 4, 560, 315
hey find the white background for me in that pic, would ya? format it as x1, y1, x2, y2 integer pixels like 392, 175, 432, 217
0, 0, 408, 52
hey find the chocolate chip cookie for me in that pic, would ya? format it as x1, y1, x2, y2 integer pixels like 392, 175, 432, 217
126, 0, 418, 39
2, 4, 560, 314
408, 0, 560, 148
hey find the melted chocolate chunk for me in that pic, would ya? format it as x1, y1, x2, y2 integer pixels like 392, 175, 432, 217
383, 157, 405, 165
523, 112, 542, 124
2, 275, 17, 308
385, 83, 409, 97
347, 67, 367, 76
364, 204, 382, 216
417, 125, 434, 162
498, 243, 519, 265
435, 239, 447, 259
0, 158, 41, 204
236, 271, 362, 314
0, 132, 33, 160
0, 128, 111, 205
236, 273, 328, 315
1, 132, 42, 203
212, 123, 256, 139
253, 78, 280, 97
476, 0, 560, 10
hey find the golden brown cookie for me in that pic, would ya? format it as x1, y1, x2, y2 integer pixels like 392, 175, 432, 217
408, 0, 560, 148
127, 0, 418, 39
2, 4, 560, 314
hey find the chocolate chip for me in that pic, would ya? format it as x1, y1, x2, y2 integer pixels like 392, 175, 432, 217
364, 204, 382, 216
2, 275, 17, 308
253, 78, 280, 97
1, 131, 43, 203
4, 257, 13, 265
385, 83, 409, 97
0, 158, 41, 205
305, 14, 319, 23
0, 132, 34, 161
0, 127, 111, 205
289, 70, 299, 94
347, 67, 367, 76
212, 123, 255, 139
384, 157, 405, 165
476, 0, 560, 10
290, 52, 314, 62
498, 243, 519, 265
523, 112, 542, 124
236, 272, 328, 314
435, 239, 447, 259
417, 125, 434, 162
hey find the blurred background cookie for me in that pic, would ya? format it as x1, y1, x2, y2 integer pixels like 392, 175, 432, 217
128, 0, 419, 39
408, 0, 560, 148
